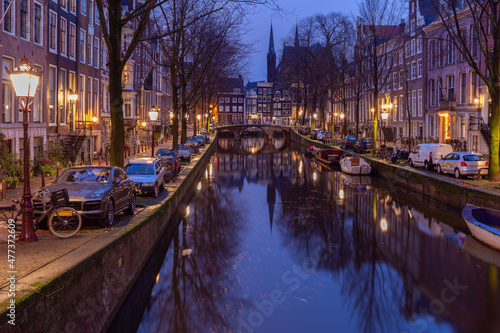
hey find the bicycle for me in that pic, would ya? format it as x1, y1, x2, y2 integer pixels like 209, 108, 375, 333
0, 188, 82, 241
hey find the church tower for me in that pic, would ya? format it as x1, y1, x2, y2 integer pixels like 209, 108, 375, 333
267, 23, 277, 83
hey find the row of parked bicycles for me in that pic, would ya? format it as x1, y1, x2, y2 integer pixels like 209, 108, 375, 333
373, 145, 410, 163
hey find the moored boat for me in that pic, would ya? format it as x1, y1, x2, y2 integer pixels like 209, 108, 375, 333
461, 204, 500, 251
305, 145, 319, 158
315, 149, 342, 166
339, 155, 371, 175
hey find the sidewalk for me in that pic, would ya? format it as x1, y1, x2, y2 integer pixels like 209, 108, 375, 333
0, 135, 214, 311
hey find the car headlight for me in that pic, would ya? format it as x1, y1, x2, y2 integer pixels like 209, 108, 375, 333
34, 188, 50, 199
143, 182, 154, 187
86, 189, 106, 199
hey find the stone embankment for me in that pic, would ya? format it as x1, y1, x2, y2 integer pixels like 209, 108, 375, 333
0, 139, 216, 333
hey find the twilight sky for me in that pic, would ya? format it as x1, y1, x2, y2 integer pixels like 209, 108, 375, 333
244, 0, 359, 83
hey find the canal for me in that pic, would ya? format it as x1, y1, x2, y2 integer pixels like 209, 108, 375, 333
109, 135, 500, 333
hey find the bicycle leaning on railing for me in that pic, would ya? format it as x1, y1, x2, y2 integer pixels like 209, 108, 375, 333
0, 188, 82, 241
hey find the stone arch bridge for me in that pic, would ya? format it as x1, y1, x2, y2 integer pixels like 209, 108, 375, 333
215, 124, 291, 141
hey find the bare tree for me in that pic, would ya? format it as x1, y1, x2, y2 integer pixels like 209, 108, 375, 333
432, 0, 499, 179
357, 0, 405, 150
95, 0, 280, 167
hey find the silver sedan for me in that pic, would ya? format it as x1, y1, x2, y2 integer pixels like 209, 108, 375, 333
436, 152, 489, 179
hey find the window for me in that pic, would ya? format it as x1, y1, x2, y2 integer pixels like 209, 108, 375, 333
80, 30, 86, 63
60, 18, 67, 56
87, 34, 92, 65
447, 36, 454, 64
472, 27, 478, 57
417, 59, 422, 77
411, 39, 415, 55
405, 42, 410, 57
49, 66, 57, 124
460, 116, 465, 138
447, 75, 454, 100
412, 90, 416, 116
59, 70, 67, 124
411, 61, 416, 79
417, 36, 422, 53
69, 23, 76, 59
430, 41, 435, 69
410, 19, 415, 35
393, 72, 398, 90
70, 0, 76, 12
438, 38, 444, 66
430, 116, 435, 137
470, 71, 477, 101
32, 65, 43, 123
49, 11, 57, 51
89, 0, 94, 25
93, 37, 99, 67
3, 0, 13, 33
399, 70, 403, 88
81, 0, 86, 15
418, 89, 422, 116
20, 0, 28, 39
399, 95, 403, 121
61, 0, 66, 9
438, 77, 444, 101
460, 29, 467, 61
460, 73, 466, 104
2, 58, 14, 123
34, 3, 42, 44
95, 3, 99, 25
429, 79, 435, 106
124, 100, 131, 118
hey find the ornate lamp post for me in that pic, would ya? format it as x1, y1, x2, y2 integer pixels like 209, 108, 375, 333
196, 114, 201, 134
340, 113, 345, 136
7, 56, 42, 241
149, 106, 159, 158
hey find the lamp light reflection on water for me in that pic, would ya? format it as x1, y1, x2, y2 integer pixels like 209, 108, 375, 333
313, 172, 317, 181
186, 206, 190, 216
197, 182, 202, 191
339, 189, 344, 199
380, 218, 388, 232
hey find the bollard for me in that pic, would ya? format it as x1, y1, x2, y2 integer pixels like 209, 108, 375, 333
56, 166, 60, 178
106, 154, 109, 165
1, 180, 6, 200
41, 171, 45, 188
98, 155, 102, 165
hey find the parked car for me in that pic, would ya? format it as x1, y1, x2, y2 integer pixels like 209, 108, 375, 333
316, 130, 325, 141
124, 157, 165, 197
340, 136, 357, 150
202, 131, 211, 143
177, 144, 191, 160
322, 131, 333, 143
155, 149, 180, 174
354, 138, 374, 154
299, 126, 311, 135
195, 135, 206, 147
408, 143, 453, 170
186, 137, 200, 154
311, 129, 320, 140
437, 152, 489, 179
33, 166, 136, 227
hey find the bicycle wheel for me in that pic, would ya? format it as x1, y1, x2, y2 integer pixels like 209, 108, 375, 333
48, 207, 82, 237
0, 205, 21, 242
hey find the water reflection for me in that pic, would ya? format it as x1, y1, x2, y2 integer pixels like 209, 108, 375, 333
130, 138, 500, 333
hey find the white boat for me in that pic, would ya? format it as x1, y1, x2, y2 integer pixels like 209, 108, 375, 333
339, 155, 371, 175
462, 204, 500, 251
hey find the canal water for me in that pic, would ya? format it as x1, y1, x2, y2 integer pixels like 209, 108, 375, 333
110, 136, 500, 333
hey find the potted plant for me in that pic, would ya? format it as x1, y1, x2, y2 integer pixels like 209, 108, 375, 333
5, 176, 18, 189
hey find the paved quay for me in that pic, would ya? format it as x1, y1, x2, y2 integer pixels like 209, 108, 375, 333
0, 136, 214, 313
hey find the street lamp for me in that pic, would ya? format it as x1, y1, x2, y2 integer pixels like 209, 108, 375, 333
197, 114, 201, 134
149, 106, 159, 158
7, 56, 42, 241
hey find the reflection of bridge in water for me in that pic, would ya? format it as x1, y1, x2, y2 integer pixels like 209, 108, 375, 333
216, 124, 290, 142
217, 136, 290, 155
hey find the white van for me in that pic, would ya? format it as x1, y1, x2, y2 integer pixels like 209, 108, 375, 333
408, 143, 453, 171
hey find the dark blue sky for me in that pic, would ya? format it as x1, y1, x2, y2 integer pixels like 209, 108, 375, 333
245, 1, 359, 82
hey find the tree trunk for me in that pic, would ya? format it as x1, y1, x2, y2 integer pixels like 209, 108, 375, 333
489, 92, 500, 180
108, 1, 124, 167
372, 92, 379, 151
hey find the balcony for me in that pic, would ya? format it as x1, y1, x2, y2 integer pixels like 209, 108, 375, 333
439, 95, 457, 111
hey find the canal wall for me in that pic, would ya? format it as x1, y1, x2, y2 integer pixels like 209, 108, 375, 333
290, 130, 500, 211
0, 141, 216, 333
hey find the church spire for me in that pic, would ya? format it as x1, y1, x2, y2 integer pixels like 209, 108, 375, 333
268, 23, 275, 56
267, 22, 276, 83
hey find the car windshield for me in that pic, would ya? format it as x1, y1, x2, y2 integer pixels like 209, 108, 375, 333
57, 168, 110, 183
463, 155, 485, 161
179, 144, 188, 150
156, 150, 175, 157
125, 163, 154, 175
